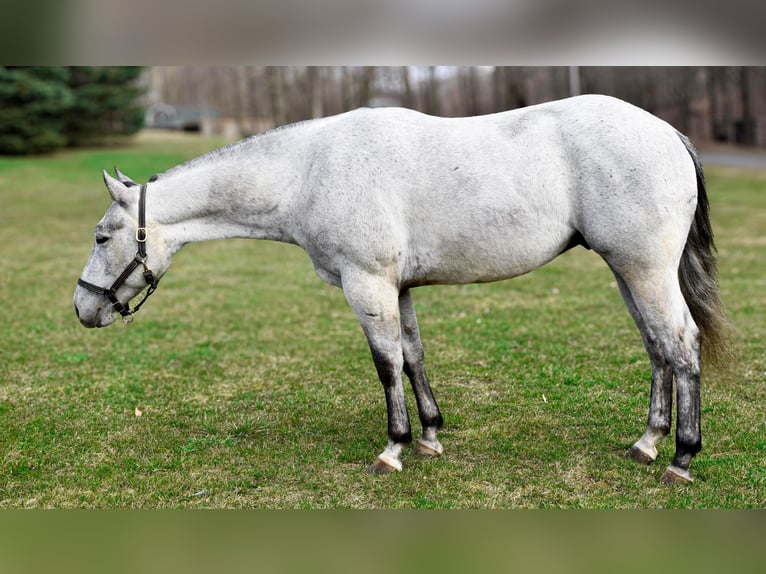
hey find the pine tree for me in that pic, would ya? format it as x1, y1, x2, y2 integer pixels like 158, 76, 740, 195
64, 67, 145, 146
0, 67, 73, 154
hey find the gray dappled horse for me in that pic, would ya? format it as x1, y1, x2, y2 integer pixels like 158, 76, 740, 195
74, 95, 732, 483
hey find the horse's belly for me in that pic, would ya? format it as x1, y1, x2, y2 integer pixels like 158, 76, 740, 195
402, 224, 572, 287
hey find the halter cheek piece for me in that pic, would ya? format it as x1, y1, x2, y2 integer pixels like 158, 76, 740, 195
77, 183, 160, 324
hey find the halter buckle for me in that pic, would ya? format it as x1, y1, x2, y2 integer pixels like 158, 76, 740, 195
136, 227, 147, 242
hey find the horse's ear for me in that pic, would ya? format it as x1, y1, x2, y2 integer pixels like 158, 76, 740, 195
103, 169, 131, 204
114, 166, 138, 187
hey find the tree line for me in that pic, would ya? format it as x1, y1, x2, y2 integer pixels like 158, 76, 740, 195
3, 66, 764, 154
145, 66, 766, 146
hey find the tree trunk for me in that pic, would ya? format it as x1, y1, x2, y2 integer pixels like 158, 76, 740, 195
268, 67, 287, 126
401, 67, 413, 109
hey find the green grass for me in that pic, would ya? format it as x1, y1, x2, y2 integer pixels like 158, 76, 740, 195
1, 132, 764, 508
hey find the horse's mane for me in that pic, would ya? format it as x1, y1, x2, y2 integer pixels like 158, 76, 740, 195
153, 120, 310, 181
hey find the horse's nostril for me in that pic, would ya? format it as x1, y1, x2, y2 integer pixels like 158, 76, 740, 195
74, 303, 80, 319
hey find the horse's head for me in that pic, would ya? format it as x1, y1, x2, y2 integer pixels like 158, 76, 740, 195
73, 169, 171, 328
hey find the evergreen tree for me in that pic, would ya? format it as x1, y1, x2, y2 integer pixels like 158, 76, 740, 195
64, 67, 145, 146
0, 66, 145, 154
0, 67, 73, 154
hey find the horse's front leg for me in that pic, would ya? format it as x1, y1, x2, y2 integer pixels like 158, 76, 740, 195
399, 289, 444, 457
343, 271, 412, 473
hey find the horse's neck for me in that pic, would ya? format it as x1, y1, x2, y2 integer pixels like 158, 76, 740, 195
150, 136, 304, 252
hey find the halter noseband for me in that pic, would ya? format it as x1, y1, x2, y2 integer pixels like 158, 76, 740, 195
77, 183, 160, 324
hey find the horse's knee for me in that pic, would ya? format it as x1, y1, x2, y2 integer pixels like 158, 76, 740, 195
370, 345, 403, 382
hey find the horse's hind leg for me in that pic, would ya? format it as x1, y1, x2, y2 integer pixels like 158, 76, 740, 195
343, 271, 412, 473
612, 271, 674, 465
399, 289, 444, 457
614, 267, 701, 483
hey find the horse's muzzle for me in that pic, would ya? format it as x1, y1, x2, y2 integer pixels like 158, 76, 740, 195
73, 296, 115, 328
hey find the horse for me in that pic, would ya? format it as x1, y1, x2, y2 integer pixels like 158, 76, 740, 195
73, 94, 732, 483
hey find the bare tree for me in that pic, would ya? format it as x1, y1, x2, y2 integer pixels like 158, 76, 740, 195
358, 66, 376, 107
459, 66, 479, 116
307, 66, 324, 119
740, 67, 753, 144
234, 66, 250, 133
424, 67, 441, 115
341, 67, 356, 111
142, 66, 766, 146
400, 67, 413, 109
268, 67, 287, 126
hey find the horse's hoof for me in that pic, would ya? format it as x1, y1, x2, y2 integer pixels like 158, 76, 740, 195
368, 456, 402, 474
414, 439, 443, 457
627, 444, 657, 465
659, 465, 694, 484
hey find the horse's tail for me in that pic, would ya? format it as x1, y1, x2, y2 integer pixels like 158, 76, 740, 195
676, 132, 735, 372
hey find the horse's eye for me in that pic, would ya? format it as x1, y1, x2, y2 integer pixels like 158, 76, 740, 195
95, 235, 110, 245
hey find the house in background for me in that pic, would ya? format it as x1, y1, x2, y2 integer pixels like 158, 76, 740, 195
145, 103, 219, 132
144, 102, 274, 139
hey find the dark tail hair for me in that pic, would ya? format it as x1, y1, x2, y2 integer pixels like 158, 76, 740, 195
676, 132, 736, 372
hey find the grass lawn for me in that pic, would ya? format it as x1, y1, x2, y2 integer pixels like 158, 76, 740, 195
1, 131, 764, 508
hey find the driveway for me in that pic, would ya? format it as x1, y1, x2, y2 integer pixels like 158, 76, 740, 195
700, 147, 766, 170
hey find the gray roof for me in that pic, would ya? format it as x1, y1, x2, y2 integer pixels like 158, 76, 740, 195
145, 103, 220, 129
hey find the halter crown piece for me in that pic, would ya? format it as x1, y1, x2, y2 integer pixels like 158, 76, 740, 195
77, 183, 160, 324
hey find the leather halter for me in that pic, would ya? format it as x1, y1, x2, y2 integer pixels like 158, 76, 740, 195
77, 183, 159, 324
